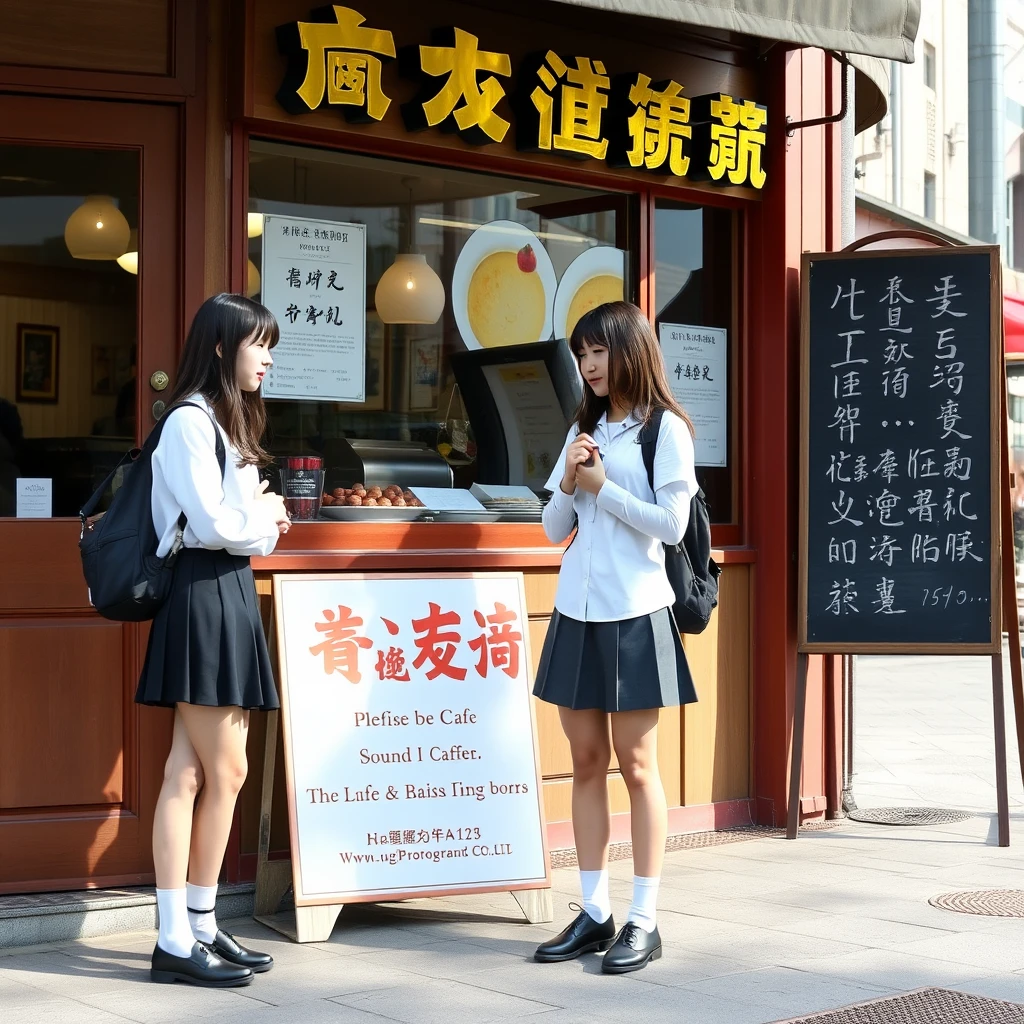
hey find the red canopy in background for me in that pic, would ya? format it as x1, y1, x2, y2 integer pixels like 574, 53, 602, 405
1007, 293, 1024, 355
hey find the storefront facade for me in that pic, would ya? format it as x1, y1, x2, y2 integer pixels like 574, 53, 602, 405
0, 1, 914, 892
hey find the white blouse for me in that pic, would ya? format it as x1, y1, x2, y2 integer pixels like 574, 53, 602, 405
150, 395, 281, 559
542, 410, 698, 622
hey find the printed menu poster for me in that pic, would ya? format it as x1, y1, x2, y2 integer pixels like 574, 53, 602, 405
659, 323, 728, 467
273, 572, 548, 904
482, 361, 565, 488
261, 214, 366, 402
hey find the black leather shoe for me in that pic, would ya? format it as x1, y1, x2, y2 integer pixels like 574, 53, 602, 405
151, 942, 253, 987
211, 930, 274, 973
534, 905, 616, 962
601, 922, 662, 973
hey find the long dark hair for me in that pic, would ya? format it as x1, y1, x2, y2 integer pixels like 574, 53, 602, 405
570, 301, 694, 437
166, 293, 279, 468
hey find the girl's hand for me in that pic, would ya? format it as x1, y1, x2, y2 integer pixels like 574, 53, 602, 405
255, 479, 288, 523
575, 447, 606, 495
561, 433, 597, 494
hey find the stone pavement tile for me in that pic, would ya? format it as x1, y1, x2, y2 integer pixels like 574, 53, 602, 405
786, 945, 1001, 992
896, 930, 1024, 973
331, 974, 558, 1023
72, 982, 269, 1023
209, 997, 417, 1024
646, 913, 871, 967
763, 912, 958, 950
611, 948, 765, 989
345, 936, 528, 980
3, 998, 136, 1024
0, 974, 64, 1009
0, 949, 137, 996
446, 961, 770, 1024
952, 974, 1024, 1004
658, 896, 834, 935
674, 965, 893, 1021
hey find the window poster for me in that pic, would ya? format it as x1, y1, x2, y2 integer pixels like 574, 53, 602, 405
261, 214, 367, 402
273, 572, 548, 904
659, 323, 728, 467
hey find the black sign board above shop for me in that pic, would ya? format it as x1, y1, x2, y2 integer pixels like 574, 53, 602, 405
799, 246, 1002, 654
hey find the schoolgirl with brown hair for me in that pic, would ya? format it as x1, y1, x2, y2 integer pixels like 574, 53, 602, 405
533, 301, 698, 974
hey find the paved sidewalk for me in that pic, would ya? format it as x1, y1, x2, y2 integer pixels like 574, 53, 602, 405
3, 654, 1024, 1023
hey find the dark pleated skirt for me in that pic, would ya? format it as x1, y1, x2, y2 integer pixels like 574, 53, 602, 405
533, 607, 697, 713
135, 548, 279, 711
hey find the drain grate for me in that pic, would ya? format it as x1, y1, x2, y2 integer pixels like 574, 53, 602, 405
846, 806, 972, 826
771, 988, 1024, 1023
930, 889, 1024, 918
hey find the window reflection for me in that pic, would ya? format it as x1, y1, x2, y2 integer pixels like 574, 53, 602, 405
0, 147, 138, 517
248, 140, 633, 514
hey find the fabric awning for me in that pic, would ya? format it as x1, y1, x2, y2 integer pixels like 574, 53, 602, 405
1006, 294, 1024, 356
546, 0, 920, 133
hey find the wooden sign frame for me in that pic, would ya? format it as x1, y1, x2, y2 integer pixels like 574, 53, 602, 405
255, 571, 553, 942
798, 244, 1003, 655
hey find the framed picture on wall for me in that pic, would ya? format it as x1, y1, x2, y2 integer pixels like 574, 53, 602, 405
408, 339, 441, 412
16, 324, 59, 403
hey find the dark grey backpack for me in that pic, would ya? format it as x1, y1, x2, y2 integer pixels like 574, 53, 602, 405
638, 408, 721, 634
79, 402, 225, 622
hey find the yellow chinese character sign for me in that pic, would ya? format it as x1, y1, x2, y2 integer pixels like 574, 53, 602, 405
276, 5, 396, 123
275, 11, 767, 189
690, 92, 768, 189
401, 26, 511, 145
607, 72, 691, 176
515, 50, 610, 160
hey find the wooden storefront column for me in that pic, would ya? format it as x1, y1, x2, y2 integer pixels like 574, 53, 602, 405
747, 48, 844, 827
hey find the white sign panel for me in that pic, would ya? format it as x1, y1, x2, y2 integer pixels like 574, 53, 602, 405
16, 478, 51, 518
659, 322, 728, 467
274, 572, 548, 905
261, 214, 366, 403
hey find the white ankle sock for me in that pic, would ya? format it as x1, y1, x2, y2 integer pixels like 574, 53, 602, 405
156, 888, 195, 957
186, 882, 218, 944
579, 868, 612, 924
627, 875, 659, 931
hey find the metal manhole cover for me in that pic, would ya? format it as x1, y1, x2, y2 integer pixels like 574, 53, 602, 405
846, 806, 972, 826
771, 988, 1024, 1023
930, 890, 1024, 918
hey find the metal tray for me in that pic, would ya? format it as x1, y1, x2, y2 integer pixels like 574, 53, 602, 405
319, 506, 424, 522
416, 510, 504, 523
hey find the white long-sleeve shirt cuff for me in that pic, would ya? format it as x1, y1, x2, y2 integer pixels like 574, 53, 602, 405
596, 478, 692, 545
542, 482, 577, 544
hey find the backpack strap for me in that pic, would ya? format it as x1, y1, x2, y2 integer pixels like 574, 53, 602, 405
638, 407, 666, 496
639, 407, 707, 509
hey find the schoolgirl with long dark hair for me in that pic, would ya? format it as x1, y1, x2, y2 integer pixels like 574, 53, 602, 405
533, 301, 698, 974
138, 293, 289, 987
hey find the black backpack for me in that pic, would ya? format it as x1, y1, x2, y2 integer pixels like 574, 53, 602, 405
79, 402, 226, 622
639, 408, 721, 634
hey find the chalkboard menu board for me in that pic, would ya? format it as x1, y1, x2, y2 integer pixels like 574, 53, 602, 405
799, 246, 1001, 653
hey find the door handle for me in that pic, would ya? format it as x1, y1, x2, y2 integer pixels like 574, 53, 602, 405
149, 370, 170, 392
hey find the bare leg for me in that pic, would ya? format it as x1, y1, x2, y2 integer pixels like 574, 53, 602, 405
611, 709, 665, 878
558, 707, 612, 870
152, 710, 204, 888
177, 704, 249, 887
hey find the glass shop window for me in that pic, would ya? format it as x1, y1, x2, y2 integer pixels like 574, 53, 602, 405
0, 147, 138, 518
653, 199, 737, 524
247, 139, 634, 522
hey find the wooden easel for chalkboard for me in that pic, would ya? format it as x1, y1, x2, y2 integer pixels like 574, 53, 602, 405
789, 233, 1024, 845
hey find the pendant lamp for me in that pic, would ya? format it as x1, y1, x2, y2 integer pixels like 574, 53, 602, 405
116, 229, 139, 274
247, 213, 264, 238
374, 253, 445, 325
247, 259, 261, 298
65, 195, 131, 260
